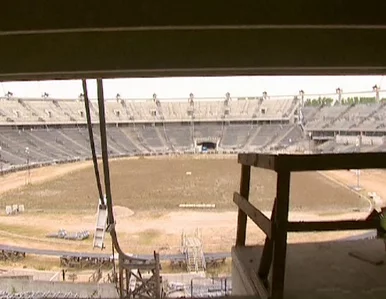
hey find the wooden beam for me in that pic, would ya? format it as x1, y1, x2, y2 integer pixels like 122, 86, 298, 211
281, 152, 386, 171
235, 164, 251, 246
258, 199, 277, 285
125, 269, 129, 297
154, 252, 161, 299
249, 269, 269, 299
118, 256, 124, 299
122, 263, 157, 271
271, 171, 291, 299
233, 192, 272, 238
238, 154, 275, 170
238, 152, 386, 172
287, 219, 380, 232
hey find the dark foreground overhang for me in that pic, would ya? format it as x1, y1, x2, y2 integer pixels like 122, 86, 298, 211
1, 0, 386, 80
3, 0, 386, 33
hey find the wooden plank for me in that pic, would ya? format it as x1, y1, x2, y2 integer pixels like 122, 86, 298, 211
271, 171, 291, 299
238, 154, 276, 171
238, 154, 257, 167
239, 152, 386, 172
233, 192, 272, 238
235, 164, 251, 246
125, 269, 129, 297
119, 257, 124, 298
154, 252, 161, 299
249, 269, 269, 299
283, 152, 386, 171
287, 219, 380, 232
122, 263, 157, 271
258, 199, 277, 284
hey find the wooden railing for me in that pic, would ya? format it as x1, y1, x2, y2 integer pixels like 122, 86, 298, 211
234, 152, 386, 299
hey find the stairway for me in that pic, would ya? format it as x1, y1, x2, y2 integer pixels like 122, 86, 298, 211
243, 125, 262, 149
284, 97, 300, 117
323, 104, 354, 128
350, 102, 386, 129
269, 126, 296, 148
184, 236, 206, 273
186, 247, 196, 272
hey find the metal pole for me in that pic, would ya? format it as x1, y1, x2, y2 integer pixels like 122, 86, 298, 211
27, 154, 30, 184
25, 147, 30, 185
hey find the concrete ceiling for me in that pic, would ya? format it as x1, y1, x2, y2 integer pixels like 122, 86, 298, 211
1, 0, 386, 81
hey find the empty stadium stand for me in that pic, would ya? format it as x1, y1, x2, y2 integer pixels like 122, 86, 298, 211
220, 123, 252, 149
1, 94, 386, 172
0, 96, 303, 171
302, 99, 386, 153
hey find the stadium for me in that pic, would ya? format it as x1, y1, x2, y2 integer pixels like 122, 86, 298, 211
0, 88, 386, 172
2, 2, 386, 298
0, 87, 386, 298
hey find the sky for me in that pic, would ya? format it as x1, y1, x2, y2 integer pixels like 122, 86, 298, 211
0, 76, 384, 100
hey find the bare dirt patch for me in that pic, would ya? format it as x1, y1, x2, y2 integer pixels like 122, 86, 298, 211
0, 156, 374, 255
0, 161, 92, 195
0, 156, 368, 212
321, 169, 386, 207
113, 206, 135, 218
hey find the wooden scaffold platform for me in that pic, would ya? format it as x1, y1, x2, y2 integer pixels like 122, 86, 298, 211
118, 251, 165, 299
0, 249, 25, 261
234, 152, 386, 299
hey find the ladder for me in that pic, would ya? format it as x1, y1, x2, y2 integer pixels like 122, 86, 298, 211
93, 199, 108, 249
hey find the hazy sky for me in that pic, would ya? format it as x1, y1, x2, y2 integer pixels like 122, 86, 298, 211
1, 76, 384, 99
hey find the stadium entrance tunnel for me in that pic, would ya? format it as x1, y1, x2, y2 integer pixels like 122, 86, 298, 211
197, 141, 217, 152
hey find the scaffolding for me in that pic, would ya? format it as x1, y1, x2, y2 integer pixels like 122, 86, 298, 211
181, 229, 206, 273
118, 252, 165, 299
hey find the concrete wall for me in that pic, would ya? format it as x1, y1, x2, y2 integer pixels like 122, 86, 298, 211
0, 278, 118, 298
361, 135, 384, 145
336, 134, 384, 146
336, 135, 358, 145
1, 269, 59, 281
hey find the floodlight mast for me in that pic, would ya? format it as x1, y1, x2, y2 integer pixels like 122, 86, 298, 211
224, 92, 231, 106
25, 147, 30, 185
373, 84, 380, 102
336, 87, 343, 104
189, 92, 194, 106
299, 90, 305, 107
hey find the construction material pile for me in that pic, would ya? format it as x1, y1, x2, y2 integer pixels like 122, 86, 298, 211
46, 229, 90, 241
